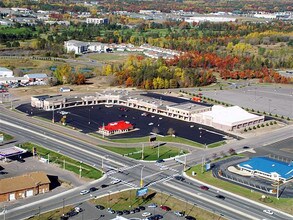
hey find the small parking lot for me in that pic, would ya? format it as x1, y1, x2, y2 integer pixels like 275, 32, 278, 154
69, 201, 194, 220
17, 103, 230, 145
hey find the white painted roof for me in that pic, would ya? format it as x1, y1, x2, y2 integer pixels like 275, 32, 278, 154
199, 105, 261, 126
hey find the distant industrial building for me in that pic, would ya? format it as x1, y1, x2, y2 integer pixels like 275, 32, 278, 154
98, 120, 134, 136
86, 17, 108, 25
0, 172, 50, 202
185, 16, 236, 23
238, 157, 293, 182
0, 67, 13, 78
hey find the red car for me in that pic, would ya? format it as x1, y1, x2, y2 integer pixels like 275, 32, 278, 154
200, 185, 209, 190
160, 206, 171, 211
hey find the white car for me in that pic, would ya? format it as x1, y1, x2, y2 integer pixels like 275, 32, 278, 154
148, 123, 154, 126
80, 190, 90, 195
110, 179, 121, 184
142, 212, 152, 217
148, 203, 157, 208
263, 210, 274, 215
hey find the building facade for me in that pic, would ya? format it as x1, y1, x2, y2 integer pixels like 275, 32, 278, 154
0, 172, 50, 202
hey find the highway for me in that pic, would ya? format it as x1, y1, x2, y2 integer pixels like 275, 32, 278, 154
0, 108, 292, 220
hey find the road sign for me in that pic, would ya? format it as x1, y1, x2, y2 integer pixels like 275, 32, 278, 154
136, 187, 148, 197
205, 163, 211, 171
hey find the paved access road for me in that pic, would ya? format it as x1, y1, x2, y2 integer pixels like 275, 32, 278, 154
0, 108, 292, 220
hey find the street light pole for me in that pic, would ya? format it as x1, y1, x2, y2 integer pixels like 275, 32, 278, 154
268, 99, 271, 114
140, 165, 145, 188
157, 142, 160, 159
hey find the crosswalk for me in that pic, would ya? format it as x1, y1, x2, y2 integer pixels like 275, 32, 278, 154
106, 163, 141, 175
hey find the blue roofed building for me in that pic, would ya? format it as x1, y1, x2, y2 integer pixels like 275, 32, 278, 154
238, 157, 293, 182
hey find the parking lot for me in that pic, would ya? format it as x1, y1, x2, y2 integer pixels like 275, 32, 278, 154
16, 103, 230, 145
198, 85, 293, 118
68, 201, 196, 220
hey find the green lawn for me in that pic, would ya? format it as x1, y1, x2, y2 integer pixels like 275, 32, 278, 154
0, 131, 14, 142
91, 189, 219, 220
86, 52, 137, 62
101, 145, 187, 161
186, 164, 293, 214
19, 142, 102, 179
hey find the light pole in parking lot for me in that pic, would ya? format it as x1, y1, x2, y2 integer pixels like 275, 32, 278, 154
88, 109, 91, 124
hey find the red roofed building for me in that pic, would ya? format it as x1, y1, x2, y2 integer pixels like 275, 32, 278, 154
98, 120, 134, 136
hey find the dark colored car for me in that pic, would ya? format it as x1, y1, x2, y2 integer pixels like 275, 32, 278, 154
174, 176, 185, 181
60, 215, 69, 220
117, 211, 123, 216
101, 184, 108, 188
215, 195, 225, 200
156, 159, 165, 163
95, 205, 105, 210
160, 205, 171, 211
200, 185, 209, 191
123, 210, 130, 215
243, 146, 250, 149
134, 207, 141, 212
153, 214, 163, 219
139, 205, 146, 210
89, 187, 97, 192
185, 216, 196, 220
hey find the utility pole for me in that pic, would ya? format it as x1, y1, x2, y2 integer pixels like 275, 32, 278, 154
157, 141, 160, 159
140, 166, 145, 188
102, 122, 105, 138
79, 164, 82, 178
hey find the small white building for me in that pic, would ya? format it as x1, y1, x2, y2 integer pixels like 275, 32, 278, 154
0, 67, 13, 78
24, 73, 48, 82
86, 18, 108, 25
64, 40, 88, 54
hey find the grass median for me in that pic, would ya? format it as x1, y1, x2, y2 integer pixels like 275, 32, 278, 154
91, 133, 205, 148
101, 145, 188, 161
19, 142, 102, 180
186, 164, 293, 214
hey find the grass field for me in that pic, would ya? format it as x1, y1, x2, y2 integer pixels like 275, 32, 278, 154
186, 164, 293, 214
19, 142, 102, 179
91, 189, 219, 220
0, 131, 14, 142
86, 52, 139, 63
101, 145, 187, 161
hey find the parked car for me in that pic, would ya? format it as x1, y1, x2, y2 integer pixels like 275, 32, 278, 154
263, 210, 274, 215
101, 184, 108, 188
95, 205, 105, 210
134, 207, 141, 212
156, 159, 165, 163
117, 211, 123, 216
153, 214, 163, 219
160, 205, 171, 211
107, 208, 115, 214
174, 211, 184, 217
142, 212, 152, 217
138, 205, 145, 210
242, 146, 250, 149
199, 185, 209, 191
123, 210, 130, 215
74, 207, 82, 213
148, 203, 157, 208
80, 190, 90, 195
